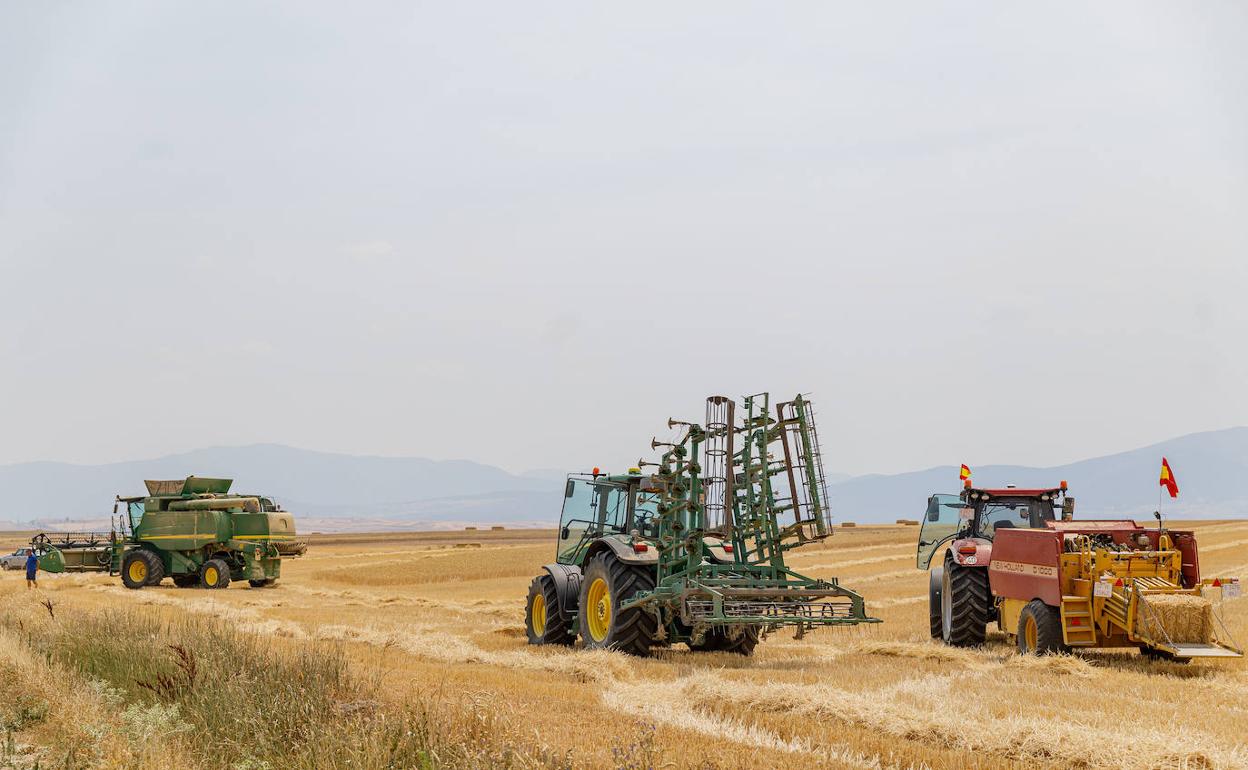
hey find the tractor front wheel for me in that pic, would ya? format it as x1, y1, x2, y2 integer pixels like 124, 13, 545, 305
928, 566, 944, 639
941, 559, 990, 647
525, 575, 575, 646
199, 558, 232, 589
121, 550, 163, 590
578, 552, 657, 655
1017, 600, 1068, 655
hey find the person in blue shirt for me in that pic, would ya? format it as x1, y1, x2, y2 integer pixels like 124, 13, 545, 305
25, 551, 38, 589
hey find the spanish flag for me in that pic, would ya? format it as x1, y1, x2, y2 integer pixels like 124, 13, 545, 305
959, 464, 971, 482
1160, 457, 1179, 498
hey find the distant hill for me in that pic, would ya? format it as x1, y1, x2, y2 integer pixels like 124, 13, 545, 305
2, 428, 1245, 530
828, 427, 1248, 523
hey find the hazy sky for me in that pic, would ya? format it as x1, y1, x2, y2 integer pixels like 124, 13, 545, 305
1, 2, 1246, 477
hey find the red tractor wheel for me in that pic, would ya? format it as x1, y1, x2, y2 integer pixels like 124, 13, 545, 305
940, 557, 990, 647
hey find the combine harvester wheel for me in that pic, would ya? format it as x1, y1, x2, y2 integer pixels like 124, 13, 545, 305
122, 550, 164, 590
199, 558, 231, 589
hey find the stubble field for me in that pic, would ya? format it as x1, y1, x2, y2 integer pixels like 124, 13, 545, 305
1, 522, 1247, 770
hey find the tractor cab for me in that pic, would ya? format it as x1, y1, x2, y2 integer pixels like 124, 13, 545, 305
917, 484, 1072, 570
556, 469, 659, 565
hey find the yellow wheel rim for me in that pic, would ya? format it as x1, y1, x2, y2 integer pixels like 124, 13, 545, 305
586, 577, 612, 642
531, 592, 547, 636
1023, 615, 1038, 651
128, 560, 147, 583
204, 565, 219, 586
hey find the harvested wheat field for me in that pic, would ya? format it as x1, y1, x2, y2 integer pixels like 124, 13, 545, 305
2, 522, 1247, 770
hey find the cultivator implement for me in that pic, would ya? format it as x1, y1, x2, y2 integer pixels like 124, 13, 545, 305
623, 393, 877, 632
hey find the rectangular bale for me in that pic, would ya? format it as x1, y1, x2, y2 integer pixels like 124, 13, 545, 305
1136, 594, 1213, 644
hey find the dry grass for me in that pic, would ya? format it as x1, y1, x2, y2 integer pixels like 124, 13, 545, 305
0, 522, 1246, 769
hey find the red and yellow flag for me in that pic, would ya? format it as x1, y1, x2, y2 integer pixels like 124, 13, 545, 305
1160, 457, 1179, 498
959, 464, 971, 482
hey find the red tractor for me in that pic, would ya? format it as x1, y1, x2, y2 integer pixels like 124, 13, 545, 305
917, 482, 1073, 646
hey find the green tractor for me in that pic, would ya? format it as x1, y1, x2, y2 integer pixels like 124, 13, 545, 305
35, 476, 306, 589
525, 393, 879, 656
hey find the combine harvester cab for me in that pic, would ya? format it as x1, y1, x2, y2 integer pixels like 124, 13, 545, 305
525, 393, 880, 657
991, 521, 1242, 660
35, 476, 306, 590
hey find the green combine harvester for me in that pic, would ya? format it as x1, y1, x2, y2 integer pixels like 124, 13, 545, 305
34, 476, 306, 589
525, 393, 880, 655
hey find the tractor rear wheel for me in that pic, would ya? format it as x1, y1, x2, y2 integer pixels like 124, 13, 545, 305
199, 559, 231, 589
1017, 600, 1067, 655
525, 575, 575, 646
928, 566, 944, 639
578, 552, 657, 655
941, 558, 990, 647
122, 550, 163, 590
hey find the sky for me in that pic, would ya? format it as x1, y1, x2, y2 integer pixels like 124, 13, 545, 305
1, 2, 1246, 477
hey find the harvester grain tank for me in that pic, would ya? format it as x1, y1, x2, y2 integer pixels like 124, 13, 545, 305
524, 393, 880, 656
916, 481, 1241, 659
34, 476, 307, 589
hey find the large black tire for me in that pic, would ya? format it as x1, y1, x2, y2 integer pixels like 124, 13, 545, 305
1017, 599, 1068, 655
941, 558, 990, 647
578, 552, 658, 655
248, 578, 278, 588
121, 550, 164, 590
689, 627, 759, 655
199, 558, 232, 589
525, 574, 575, 646
173, 575, 199, 588
928, 566, 944, 639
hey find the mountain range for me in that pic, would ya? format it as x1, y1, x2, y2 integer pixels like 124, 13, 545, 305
1, 427, 1244, 531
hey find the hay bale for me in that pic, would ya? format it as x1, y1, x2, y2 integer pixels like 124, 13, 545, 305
1136, 594, 1213, 644
454, 543, 482, 549
464, 526, 477, 531
896, 519, 919, 526
841, 522, 857, 528
490, 525, 505, 531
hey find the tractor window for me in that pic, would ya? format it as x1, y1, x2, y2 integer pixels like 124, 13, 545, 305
557, 478, 596, 562
599, 485, 628, 532
976, 498, 1054, 537
633, 492, 660, 537
916, 494, 967, 569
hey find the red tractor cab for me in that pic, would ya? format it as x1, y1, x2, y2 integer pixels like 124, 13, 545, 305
916, 482, 1073, 646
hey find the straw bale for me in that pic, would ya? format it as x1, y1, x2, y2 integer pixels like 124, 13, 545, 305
1136, 594, 1213, 644
841, 522, 857, 528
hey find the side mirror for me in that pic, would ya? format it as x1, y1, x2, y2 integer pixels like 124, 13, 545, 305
1062, 497, 1075, 520
564, 479, 575, 498
927, 509, 940, 522
560, 526, 570, 540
